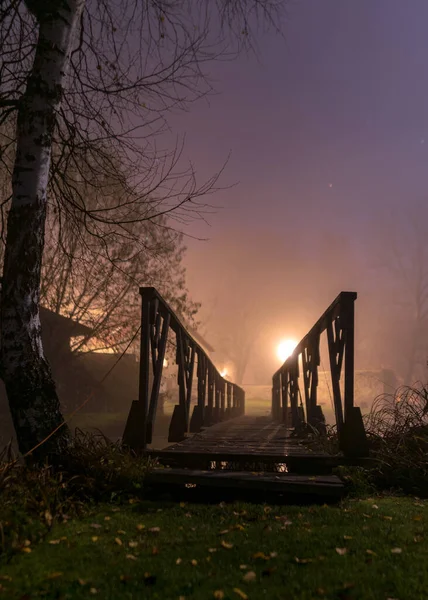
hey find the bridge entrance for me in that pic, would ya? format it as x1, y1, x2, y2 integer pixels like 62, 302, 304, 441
122, 288, 369, 502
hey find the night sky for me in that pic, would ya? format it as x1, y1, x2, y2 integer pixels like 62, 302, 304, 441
174, 0, 428, 384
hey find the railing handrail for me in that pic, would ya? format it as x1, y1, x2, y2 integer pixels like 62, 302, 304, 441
273, 291, 357, 379
141, 287, 243, 391
122, 286, 245, 451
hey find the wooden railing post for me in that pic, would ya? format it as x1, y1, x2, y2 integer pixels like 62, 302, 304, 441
122, 288, 153, 451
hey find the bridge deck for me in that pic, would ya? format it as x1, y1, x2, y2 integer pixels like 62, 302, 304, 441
146, 416, 348, 501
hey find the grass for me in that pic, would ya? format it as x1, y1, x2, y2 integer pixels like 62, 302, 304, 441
1, 496, 427, 599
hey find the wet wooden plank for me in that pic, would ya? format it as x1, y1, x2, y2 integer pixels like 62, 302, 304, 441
145, 468, 345, 498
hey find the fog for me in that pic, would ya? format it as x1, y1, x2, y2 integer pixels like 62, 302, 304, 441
179, 0, 428, 389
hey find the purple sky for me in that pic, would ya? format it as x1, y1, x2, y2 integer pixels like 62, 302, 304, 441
175, 0, 428, 235
171, 0, 428, 383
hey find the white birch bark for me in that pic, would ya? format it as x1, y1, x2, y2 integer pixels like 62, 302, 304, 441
0, 0, 85, 459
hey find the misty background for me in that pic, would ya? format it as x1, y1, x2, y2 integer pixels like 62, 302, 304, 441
174, 0, 428, 389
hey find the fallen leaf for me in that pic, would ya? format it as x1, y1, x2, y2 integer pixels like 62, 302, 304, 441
44, 510, 53, 527
221, 540, 233, 549
413, 515, 423, 521
91, 536, 98, 542
46, 572, 63, 579
208, 548, 217, 553
253, 552, 270, 560
191, 559, 198, 566
176, 558, 182, 565
294, 557, 313, 564
128, 541, 138, 548
239, 565, 248, 570
233, 588, 248, 599
270, 551, 278, 558
219, 529, 230, 535
104, 516, 111, 521
49, 539, 61, 545
148, 527, 160, 533
391, 548, 402, 554
382, 516, 393, 521
117, 529, 126, 535
90, 524, 102, 529
243, 571, 256, 582
213, 591, 225, 599
336, 548, 347, 556
343, 535, 353, 540
126, 554, 137, 560
136, 524, 145, 531
152, 547, 159, 555
119, 574, 131, 583
89, 588, 98, 595
366, 549, 377, 556
179, 502, 186, 508
372, 504, 379, 510
115, 538, 123, 546
414, 535, 424, 543
77, 579, 86, 586
21, 548, 32, 554
23, 540, 31, 547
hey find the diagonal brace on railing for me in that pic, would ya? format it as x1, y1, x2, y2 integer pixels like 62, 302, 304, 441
122, 287, 245, 452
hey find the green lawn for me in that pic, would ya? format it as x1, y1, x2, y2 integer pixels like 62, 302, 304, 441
1, 496, 427, 599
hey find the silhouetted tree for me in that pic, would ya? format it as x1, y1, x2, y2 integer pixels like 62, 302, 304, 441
0, 0, 285, 460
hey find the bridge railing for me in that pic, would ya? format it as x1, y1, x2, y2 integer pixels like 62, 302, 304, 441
272, 291, 367, 455
122, 287, 245, 451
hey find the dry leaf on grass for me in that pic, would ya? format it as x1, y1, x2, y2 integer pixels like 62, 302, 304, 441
366, 549, 377, 556
49, 540, 61, 545
335, 548, 347, 556
233, 588, 248, 599
114, 538, 123, 546
90, 524, 102, 529
136, 524, 145, 531
294, 557, 313, 564
191, 559, 198, 566
128, 541, 138, 548
391, 548, 402, 554
126, 554, 137, 561
243, 571, 257, 582
213, 591, 225, 599
176, 558, 182, 565
46, 572, 63, 579
91, 536, 98, 542
253, 552, 270, 560
221, 540, 233, 549
148, 527, 160, 533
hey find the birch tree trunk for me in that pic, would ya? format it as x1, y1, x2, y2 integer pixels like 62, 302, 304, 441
0, 0, 84, 460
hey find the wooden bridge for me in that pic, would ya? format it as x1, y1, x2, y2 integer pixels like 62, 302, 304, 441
122, 288, 369, 503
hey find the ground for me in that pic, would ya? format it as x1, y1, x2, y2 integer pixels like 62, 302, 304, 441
1, 496, 427, 599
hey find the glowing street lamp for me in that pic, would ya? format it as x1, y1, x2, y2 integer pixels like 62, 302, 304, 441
277, 339, 298, 363
220, 368, 228, 378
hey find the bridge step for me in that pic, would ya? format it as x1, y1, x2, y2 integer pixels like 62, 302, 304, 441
145, 468, 345, 502
147, 449, 371, 474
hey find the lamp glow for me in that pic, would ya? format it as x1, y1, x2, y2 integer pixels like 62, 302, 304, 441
277, 339, 298, 363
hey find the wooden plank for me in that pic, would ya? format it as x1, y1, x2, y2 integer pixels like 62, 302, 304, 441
145, 468, 345, 498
